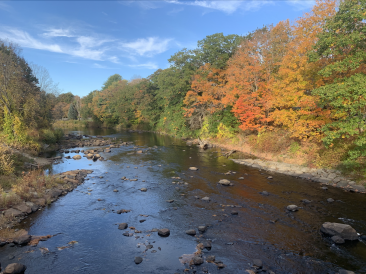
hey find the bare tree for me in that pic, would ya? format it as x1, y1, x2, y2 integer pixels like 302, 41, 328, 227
30, 63, 61, 96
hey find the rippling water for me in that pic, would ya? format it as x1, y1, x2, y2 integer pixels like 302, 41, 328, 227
1, 129, 365, 274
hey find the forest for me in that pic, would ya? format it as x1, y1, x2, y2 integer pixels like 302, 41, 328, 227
1, 0, 366, 173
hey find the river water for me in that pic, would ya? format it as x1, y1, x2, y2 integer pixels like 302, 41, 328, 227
1, 129, 365, 274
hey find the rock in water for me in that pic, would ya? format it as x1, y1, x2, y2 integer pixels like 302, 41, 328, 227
3, 263, 27, 274
192, 256, 203, 265
218, 179, 231, 186
189, 167, 198, 171
134, 257, 143, 264
118, 223, 128, 230
287, 205, 298, 212
321, 222, 358, 240
198, 226, 206, 232
158, 228, 170, 237
253, 259, 263, 268
140, 188, 147, 192
72, 155, 82, 160
201, 197, 210, 202
186, 229, 196, 236
327, 198, 335, 203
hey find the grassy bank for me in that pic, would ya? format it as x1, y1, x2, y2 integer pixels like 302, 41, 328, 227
53, 120, 95, 129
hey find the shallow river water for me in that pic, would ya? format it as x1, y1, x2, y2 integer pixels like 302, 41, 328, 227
1, 129, 366, 274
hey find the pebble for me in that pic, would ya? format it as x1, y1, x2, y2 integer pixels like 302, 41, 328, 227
260, 191, 269, 196
198, 226, 206, 232
158, 228, 170, 237
201, 197, 210, 202
189, 167, 199, 171
186, 229, 196, 236
140, 188, 147, 192
166, 200, 174, 203
134, 257, 143, 264
287, 205, 298, 212
253, 259, 263, 268
231, 211, 238, 215
327, 198, 334, 203
118, 223, 128, 230
113, 189, 118, 192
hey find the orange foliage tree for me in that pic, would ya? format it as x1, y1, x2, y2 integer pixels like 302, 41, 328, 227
270, 0, 336, 140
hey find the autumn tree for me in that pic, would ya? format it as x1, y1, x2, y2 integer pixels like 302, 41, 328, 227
310, 0, 366, 160
102, 74, 122, 90
270, 0, 337, 140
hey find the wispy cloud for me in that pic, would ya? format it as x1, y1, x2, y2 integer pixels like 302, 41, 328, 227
43, 28, 75, 38
93, 63, 114, 69
129, 62, 158, 69
287, 0, 315, 10
167, 7, 184, 15
120, 37, 172, 56
0, 28, 63, 53
0, 2, 11, 12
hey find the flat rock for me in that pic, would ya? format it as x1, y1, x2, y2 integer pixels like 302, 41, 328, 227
321, 222, 358, 240
14, 203, 32, 214
13, 232, 31, 246
186, 229, 196, 236
158, 228, 170, 237
72, 155, 82, 160
118, 223, 128, 230
189, 167, 198, 171
3, 263, 27, 274
201, 197, 210, 202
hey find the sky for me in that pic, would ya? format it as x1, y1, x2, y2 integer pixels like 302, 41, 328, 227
0, 0, 316, 97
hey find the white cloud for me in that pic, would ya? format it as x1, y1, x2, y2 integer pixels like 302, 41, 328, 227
43, 28, 75, 38
166, 0, 272, 14
129, 62, 158, 69
109, 56, 120, 63
120, 37, 172, 56
0, 28, 63, 53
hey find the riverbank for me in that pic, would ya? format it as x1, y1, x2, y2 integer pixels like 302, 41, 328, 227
0, 169, 92, 230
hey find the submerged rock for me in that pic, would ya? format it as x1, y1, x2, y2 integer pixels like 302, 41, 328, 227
191, 256, 203, 265
118, 223, 128, 230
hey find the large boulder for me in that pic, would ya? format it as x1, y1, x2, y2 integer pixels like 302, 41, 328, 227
321, 222, 358, 241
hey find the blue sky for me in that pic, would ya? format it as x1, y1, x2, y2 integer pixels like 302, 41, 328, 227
0, 0, 315, 97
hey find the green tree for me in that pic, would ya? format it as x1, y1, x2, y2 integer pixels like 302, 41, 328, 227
102, 74, 122, 90
310, 0, 366, 160
68, 103, 78, 120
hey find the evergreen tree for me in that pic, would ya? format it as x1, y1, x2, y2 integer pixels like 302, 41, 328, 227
68, 103, 78, 120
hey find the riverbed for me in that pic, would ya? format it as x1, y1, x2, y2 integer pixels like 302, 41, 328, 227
1, 129, 365, 273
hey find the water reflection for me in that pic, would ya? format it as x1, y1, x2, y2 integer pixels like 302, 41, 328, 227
0, 129, 365, 273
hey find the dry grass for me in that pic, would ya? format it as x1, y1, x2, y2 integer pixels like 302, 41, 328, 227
0, 169, 64, 211
0, 145, 14, 176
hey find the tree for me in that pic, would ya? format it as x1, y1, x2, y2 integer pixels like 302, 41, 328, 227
68, 103, 78, 120
310, 0, 366, 160
30, 63, 61, 95
102, 74, 122, 90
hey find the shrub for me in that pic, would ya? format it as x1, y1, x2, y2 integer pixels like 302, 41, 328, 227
0, 146, 14, 176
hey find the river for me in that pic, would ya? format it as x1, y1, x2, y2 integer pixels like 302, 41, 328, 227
1, 129, 365, 274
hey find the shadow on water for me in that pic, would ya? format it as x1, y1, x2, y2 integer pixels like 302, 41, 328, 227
1, 129, 365, 274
